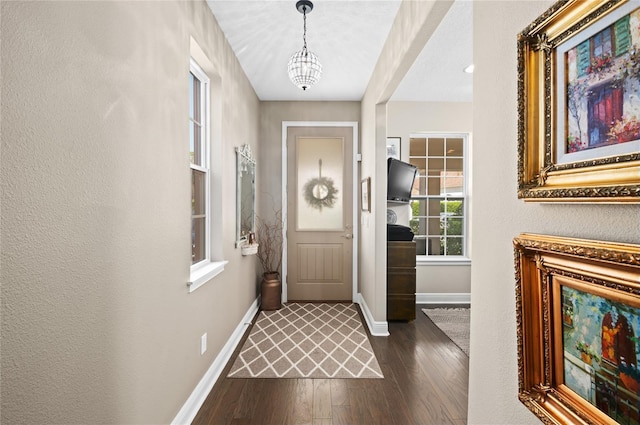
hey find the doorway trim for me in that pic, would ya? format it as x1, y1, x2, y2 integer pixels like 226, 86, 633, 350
281, 121, 359, 303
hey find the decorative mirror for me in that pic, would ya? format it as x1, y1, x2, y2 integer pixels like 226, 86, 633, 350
236, 144, 256, 247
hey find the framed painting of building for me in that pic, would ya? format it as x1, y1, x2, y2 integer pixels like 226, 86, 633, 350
517, 0, 640, 202
514, 233, 640, 424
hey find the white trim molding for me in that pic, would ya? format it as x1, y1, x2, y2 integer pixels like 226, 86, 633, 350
188, 260, 228, 293
416, 258, 471, 266
356, 293, 389, 336
416, 292, 471, 305
172, 298, 259, 425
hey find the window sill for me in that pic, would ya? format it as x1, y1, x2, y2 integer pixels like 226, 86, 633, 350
416, 257, 471, 266
188, 260, 228, 293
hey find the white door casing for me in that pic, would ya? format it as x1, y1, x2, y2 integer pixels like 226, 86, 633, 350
287, 130, 352, 300
281, 121, 359, 303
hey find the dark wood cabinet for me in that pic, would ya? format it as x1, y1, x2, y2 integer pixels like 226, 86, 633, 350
387, 241, 416, 321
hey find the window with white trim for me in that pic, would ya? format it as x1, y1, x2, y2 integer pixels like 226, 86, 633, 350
187, 43, 227, 293
190, 59, 209, 268
409, 134, 468, 259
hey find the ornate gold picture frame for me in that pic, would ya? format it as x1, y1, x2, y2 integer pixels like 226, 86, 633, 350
514, 233, 640, 424
517, 0, 640, 202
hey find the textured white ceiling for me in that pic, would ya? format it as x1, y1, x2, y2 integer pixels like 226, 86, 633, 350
391, 0, 472, 102
207, 0, 472, 102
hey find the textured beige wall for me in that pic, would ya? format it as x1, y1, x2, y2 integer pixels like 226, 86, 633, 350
468, 2, 640, 423
360, 1, 454, 322
416, 264, 470, 295
388, 101, 473, 295
1, 1, 259, 423
387, 101, 473, 139
258, 101, 361, 217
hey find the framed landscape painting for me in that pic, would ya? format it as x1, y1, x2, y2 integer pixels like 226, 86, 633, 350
514, 233, 640, 424
517, 0, 640, 202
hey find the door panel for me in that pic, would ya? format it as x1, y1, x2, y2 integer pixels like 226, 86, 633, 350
287, 127, 353, 301
297, 244, 343, 282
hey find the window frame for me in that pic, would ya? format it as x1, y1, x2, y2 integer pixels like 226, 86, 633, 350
190, 59, 210, 268
188, 56, 226, 292
409, 133, 470, 264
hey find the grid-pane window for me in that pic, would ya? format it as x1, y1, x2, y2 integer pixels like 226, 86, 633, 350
409, 135, 467, 258
190, 60, 209, 266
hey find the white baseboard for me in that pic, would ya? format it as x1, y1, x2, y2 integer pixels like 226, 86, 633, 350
172, 298, 259, 425
355, 293, 389, 336
416, 292, 471, 305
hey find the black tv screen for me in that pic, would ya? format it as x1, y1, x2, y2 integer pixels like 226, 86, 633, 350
387, 158, 418, 203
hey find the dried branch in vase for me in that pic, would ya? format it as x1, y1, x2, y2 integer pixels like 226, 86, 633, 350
255, 208, 283, 275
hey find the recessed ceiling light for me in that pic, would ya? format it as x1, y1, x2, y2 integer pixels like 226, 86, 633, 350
463, 64, 474, 74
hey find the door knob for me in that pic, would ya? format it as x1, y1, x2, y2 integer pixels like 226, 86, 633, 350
342, 233, 353, 239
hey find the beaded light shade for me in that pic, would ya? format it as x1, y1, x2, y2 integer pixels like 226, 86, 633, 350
287, 0, 322, 91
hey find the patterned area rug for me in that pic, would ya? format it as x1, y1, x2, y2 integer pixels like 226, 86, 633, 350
228, 303, 383, 379
422, 307, 470, 356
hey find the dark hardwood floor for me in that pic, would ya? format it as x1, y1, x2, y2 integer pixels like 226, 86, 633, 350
192, 304, 469, 425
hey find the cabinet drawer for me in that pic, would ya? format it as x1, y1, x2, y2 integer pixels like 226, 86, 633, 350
387, 295, 416, 321
387, 242, 416, 267
387, 269, 416, 294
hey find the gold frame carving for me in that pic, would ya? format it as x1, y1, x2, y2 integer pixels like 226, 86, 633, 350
514, 233, 640, 424
517, 0, 640, 203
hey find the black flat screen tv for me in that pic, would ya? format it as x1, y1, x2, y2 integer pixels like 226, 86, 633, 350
387, 158, 418, 203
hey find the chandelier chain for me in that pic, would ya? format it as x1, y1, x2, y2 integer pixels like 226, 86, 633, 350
302, 7, 307, 51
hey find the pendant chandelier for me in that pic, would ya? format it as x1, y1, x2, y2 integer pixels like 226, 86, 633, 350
287, 0, 322, 91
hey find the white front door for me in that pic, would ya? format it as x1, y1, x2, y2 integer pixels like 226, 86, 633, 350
286, 126, 354, 301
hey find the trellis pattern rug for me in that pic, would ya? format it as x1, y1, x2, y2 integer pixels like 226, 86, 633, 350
228, 303, 383, 379
422, 307, 470, 356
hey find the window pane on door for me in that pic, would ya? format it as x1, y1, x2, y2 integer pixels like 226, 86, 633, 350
296, 137, 344, 231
